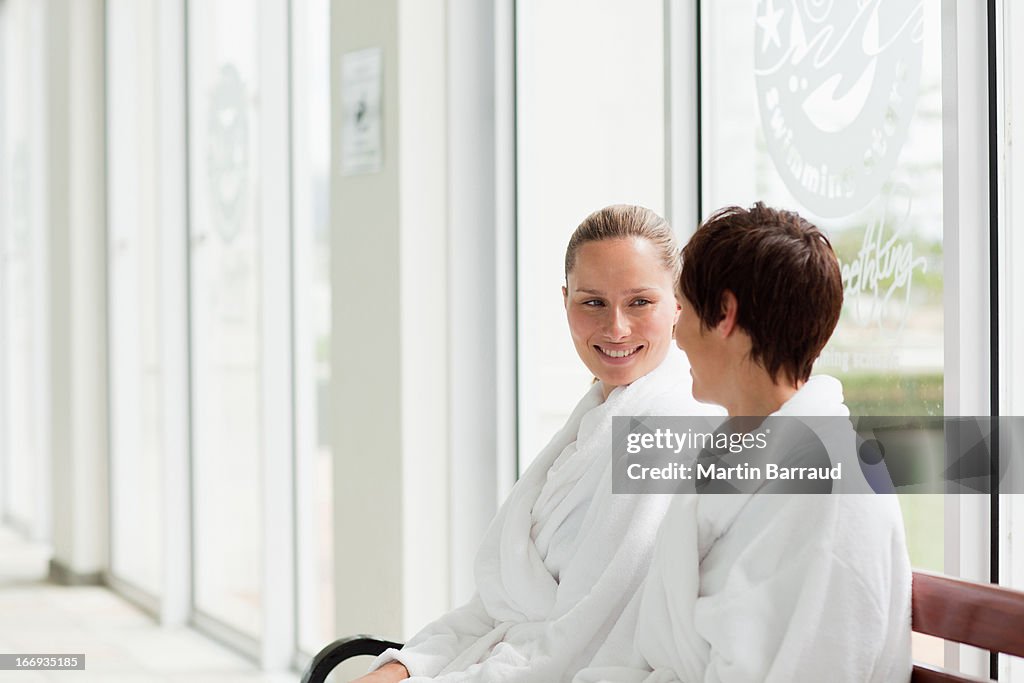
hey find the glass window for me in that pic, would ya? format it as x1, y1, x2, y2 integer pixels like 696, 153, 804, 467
0, 0, 45, 538
291, 0, 335, 655
188, 0, 264, 638
516, 0, 666, 472
702, 0, 942, 414
0, 0, 7, 523
698, 0, 944, 664
106, 0, 164, 597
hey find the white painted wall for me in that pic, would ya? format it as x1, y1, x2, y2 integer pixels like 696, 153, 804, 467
330, 1, 451, 669
44, 0, 110, 581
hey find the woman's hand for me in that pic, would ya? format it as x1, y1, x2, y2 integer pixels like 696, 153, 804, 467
349, 661, 410, 683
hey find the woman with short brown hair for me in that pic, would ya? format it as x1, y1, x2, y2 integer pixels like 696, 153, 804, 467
576, 203, 912, 683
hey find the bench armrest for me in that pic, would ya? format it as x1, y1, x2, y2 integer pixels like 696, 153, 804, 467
301, 635, 405, 683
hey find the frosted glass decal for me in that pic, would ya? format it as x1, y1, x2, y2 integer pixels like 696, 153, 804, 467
839, 184, 928, 334
754, 0, 924, 217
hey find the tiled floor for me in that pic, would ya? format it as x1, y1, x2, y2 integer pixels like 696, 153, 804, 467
0, 526, 299, 683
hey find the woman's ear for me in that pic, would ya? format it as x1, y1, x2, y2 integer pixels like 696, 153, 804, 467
717, 290, 739, 337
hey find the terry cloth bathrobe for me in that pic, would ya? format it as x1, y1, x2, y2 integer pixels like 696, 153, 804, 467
368, 349, 724, 683
574, 375, 913, 683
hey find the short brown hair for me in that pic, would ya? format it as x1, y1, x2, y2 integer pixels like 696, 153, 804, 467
679, 202, 842, 386
565, 205, 680, 281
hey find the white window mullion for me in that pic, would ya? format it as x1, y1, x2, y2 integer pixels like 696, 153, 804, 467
665, 0, 700, 238
290, 0, 318, 658
158, 0, 192, 629
259, 0, 295, 669
29, 0, 51, 545
942, 0, 993, 676
494, 0, 518, 505
447, 0, 504, 608
999, 0, 1024, 679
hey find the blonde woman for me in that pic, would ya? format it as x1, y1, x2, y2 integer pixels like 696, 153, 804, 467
354, 206, 722, 683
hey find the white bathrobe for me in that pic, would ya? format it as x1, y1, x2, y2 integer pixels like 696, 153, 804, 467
369, 349, 724, 682
575, 376, 913, 683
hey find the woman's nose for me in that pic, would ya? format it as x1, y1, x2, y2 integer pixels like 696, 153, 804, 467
605, 307, 631, 339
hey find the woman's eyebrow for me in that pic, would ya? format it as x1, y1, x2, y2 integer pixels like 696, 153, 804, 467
574, 287, 659, 295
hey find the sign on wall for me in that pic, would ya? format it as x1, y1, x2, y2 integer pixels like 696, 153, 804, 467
340, 47, 383, 175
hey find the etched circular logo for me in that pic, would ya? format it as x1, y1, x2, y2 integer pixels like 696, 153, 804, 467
754, 0, 923, 217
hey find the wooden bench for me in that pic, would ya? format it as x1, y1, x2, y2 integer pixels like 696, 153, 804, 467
911, 571, 1024, 682
302, 571, 1024, 683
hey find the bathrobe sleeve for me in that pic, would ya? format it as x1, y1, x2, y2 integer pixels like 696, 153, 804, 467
690, 495, 911, 683
369, 593, 498, 678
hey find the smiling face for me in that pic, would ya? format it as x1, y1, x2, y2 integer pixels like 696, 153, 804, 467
564, 238, 680, 396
